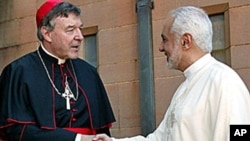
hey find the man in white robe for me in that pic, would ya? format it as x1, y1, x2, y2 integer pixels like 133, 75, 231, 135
93, 6, 250, 141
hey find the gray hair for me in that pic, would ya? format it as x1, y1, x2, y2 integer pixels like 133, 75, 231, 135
37, 2, 81, 41
170, 6, 213, 53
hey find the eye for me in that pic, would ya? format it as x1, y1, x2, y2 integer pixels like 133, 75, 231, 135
161, 35, 168, 43
162, 38, 167, 43
66, 28, 74, 33
79, 26, 84, 30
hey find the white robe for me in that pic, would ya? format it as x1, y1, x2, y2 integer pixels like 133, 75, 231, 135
113, 54, 250, 141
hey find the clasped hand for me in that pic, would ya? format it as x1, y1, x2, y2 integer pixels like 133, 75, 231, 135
81, 134, 112, 141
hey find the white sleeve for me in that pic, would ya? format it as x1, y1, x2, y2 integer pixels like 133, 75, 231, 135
75, 134, 81, 141
111, 111, 169, 141
111, 136, 148, 141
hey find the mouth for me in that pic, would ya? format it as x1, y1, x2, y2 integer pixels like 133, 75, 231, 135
165, 53, 169, 61
71, 45, 80, 49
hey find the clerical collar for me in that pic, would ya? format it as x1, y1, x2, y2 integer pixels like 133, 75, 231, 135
184, 53, 212, 81
40, 43, 66, 64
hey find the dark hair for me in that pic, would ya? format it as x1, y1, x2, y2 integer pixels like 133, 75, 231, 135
37, 2, 81, 41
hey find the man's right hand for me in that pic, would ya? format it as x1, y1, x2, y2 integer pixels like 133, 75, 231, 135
92, 134, 113, 141
80, 135, 95, 141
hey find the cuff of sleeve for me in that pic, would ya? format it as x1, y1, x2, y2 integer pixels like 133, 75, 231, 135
75, 134, 81, 141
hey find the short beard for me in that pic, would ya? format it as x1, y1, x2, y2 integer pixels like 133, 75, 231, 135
166, 42, 181, 70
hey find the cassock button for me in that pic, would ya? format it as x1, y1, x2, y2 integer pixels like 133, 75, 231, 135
72, 108, 78, 112
70, 101, 75, 104
72, 118, 77, 122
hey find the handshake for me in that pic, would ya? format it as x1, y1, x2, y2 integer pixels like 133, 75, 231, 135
81, 134, 113, 141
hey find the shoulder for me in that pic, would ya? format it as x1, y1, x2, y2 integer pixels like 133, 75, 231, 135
210, 60, 239, 80
0, 51, 39, 83
72, 58, 96, 69
209, 59, 248, 91
2, 51, 37, 73
71, 58, 98, 75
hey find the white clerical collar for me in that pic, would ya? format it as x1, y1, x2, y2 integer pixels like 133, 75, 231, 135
184, 53, 212, 80
40, 43, 66, 64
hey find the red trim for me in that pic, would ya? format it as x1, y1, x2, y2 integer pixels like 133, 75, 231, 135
78, 87, 94, 128
19, 125, 26, 141
0, 123, 15, 129
59, 64, 66, 87
6, 118, 35, 125
64, 128, 96, 135
105, 123, 112, 128
52, 63, 57, 128
66, 63, 94, 129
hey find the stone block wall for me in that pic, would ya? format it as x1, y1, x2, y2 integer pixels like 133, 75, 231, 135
0, 0, 249, 138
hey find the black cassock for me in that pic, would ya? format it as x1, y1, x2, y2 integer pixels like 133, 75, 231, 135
0, 47, 115, 141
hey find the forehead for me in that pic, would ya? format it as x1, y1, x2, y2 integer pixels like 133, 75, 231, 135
54, 13, 82, 27
162, 17, 173, 34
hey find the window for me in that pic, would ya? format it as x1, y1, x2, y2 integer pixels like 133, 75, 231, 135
81, 26, 98, 68
85, 35, 97, 67
210, 14, 226, 63
203, 3, 230, 65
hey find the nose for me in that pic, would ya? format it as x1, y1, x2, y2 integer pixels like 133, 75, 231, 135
159, 42, 164, 52
74, 28, 84, 41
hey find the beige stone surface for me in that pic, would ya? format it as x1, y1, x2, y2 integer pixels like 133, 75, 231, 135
0, 0, 249, 138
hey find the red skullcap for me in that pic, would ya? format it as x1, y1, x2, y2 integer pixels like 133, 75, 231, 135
36, 0, 63, 27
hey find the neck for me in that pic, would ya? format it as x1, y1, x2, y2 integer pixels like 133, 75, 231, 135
179, 47, 207, 72
40, 43, 66, 64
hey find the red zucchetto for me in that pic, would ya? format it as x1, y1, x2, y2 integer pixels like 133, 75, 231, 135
36, 0, 63, 27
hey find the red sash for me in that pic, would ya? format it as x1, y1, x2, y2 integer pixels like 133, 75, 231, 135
64, 128, 96, 135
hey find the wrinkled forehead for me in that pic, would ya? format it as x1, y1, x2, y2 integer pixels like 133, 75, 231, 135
162, 16, 174, 34
53, 13, 83, 28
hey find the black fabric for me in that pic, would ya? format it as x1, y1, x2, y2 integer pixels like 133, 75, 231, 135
0, 47, 115, 141
5, 125, 76, 141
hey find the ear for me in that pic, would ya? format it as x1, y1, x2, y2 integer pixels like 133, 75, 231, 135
180, 33, 193, 50
41, 26, 52, 42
